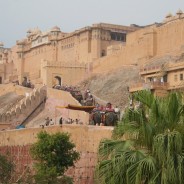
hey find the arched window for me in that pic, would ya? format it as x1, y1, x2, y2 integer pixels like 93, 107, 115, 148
54, 76, 62, 86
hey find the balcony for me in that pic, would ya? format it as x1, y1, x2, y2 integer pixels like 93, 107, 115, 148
129, 81, 169, 92
140, 66, 161, 75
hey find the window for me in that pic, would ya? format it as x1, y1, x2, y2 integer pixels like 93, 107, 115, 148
0, 55, 2, 60
163, 75, 167, 82
174, 74, 178, 82
111, 32, 126, 42
180, 73, 183, 81
148, 77, 153, 82
38, 37, 42, 43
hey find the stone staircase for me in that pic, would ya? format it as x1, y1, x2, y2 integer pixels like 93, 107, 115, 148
0, 86, 47, 129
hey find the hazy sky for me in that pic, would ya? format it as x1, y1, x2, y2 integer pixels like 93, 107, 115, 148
1, 0, 183, 47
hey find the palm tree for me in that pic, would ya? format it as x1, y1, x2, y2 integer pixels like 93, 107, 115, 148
95, 90, 184, 184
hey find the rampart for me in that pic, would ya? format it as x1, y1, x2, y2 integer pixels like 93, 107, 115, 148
0, 125, 113, 184
0, 84, 47, 129
91, 16, 184, 74
0, 84, 32, 96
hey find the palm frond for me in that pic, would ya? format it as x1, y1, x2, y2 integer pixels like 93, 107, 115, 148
96, 91, 184, 184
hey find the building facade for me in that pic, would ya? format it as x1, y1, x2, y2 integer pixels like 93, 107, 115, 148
12, 23, 138, 86
1, 10, 184, 88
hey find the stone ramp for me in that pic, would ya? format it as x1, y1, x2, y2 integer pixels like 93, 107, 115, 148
0, 92, 24, 114
0, 86, 47, 130
25, 88, 89, 128
25, 98, 64, 127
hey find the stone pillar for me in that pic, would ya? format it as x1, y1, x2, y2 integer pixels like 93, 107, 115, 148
17, 45, 24, 84
41, 59, 48, 86
91, 28, 101, 60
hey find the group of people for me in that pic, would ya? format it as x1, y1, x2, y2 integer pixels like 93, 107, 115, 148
59, 116, 83, 125
21, 77, 34, 88
93, 102, 119, 113
40, 117, 54, 128
12, 78, 34, 89
41, 117, 83, 128
52, 85, 95, 106
53, 84, 78, 92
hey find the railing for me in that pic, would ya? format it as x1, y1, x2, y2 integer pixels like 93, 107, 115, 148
140, 66, 161, 73
129, 81, 169, 92
151, 81, 169, 89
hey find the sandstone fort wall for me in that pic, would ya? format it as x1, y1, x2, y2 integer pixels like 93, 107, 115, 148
0, 125, 113, 184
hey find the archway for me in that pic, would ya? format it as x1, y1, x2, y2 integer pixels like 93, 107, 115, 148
101, 50, 106, 57
54, 76, 62, 86
0, 76, 2, 84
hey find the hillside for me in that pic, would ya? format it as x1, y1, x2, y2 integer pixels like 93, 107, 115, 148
79, 65, 140, 109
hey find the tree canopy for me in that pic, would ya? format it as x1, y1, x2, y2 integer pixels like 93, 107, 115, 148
30, 131, 80, 184
95, 91, 184, 184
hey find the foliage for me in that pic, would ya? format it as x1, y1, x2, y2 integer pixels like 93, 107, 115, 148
0, 153, 14, 184
95, 90, 184, 184
30, 131, 80, 184
57, 175, 73, 184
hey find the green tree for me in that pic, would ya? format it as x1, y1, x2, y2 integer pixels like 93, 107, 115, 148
30, 131, 80, 184
95, 91, 184, 184
0, 153, 14, 184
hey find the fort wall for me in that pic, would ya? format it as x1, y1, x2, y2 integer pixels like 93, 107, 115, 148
0, 125, 113, 183
1, 23, 137, 85
1, 15, 184, 86
156, 18, 184, 56
91, 16, 184, 74
0, 84, 31, 96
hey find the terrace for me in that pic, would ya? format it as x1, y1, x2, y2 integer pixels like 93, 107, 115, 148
129, 81, 169, 92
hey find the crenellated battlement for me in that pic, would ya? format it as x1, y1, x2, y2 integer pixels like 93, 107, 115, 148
0, 85, 47, 129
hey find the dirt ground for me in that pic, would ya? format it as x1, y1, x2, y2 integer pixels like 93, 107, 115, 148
79, 65, 140, 110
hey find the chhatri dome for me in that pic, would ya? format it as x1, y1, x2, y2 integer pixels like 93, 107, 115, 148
165, 13, 173, 18
50, 26, 61, 32
176, 9, 183, 15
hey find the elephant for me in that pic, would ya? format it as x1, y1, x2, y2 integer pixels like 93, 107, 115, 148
73, 94, 83, 103
70, 91, 83, 103
91, 111, 102, 125
104, 112, 118, 126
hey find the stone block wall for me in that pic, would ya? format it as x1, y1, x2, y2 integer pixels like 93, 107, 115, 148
0, 125, 113, 183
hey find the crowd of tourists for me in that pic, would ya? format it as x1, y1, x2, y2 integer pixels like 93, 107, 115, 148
53, 85, 95, 106
52, 85, 121, 126
41, 116, 84, 128
92, 102, 119, 113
